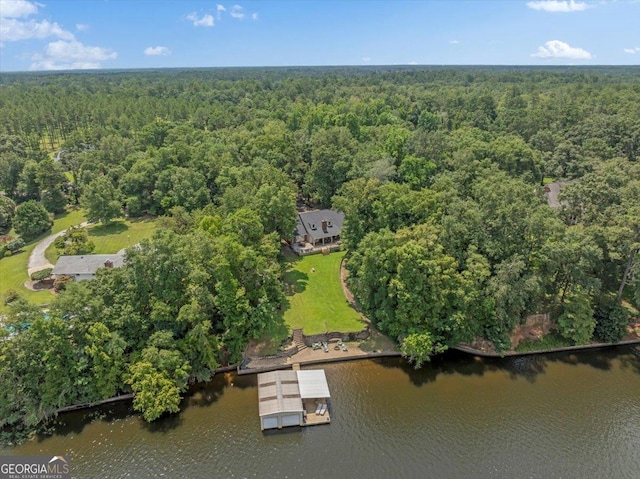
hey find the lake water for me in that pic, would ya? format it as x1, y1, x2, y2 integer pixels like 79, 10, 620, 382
3, 347, 640, 478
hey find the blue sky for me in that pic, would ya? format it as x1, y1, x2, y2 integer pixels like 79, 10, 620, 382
0, 0, 639, 71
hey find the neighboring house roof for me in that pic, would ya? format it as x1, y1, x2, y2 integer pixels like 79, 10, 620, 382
296, 209, 344, 243
52, 253, 125, 277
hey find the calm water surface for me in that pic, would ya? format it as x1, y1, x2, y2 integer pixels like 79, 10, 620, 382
3, 347, 640, 479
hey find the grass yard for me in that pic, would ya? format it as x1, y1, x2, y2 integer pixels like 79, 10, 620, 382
283, 250, 364, 335
45, 217, 158, 264
515, 333, 573, 353
0, 209, 86, 312
542, 177, 555, 186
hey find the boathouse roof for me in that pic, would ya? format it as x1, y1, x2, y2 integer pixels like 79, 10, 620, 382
297, 370, 330, 399
257, 369, 331, 417
257, 370, 303, 417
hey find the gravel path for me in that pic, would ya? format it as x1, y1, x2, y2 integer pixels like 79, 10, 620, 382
27, 222, 89, 277
544, 182, 563, 208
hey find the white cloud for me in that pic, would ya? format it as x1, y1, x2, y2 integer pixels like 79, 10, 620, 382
30, 60, 100, 70
362, 57, 371, 63
0, 0, 39, 19
526, 0, 589, 12
449, 40, 460, 44
44, 39, 116, 61
31, 39, 117, 70
211, 4, 257, 22
408, 61, 418, 65
1, 2, 116, 70
531, 40, 592, 59
0, 18, 75, 41
75, 23, 89, 31
144, 45, 171, 56
0, 0, 75, 44
623, 47, 640, 54
187, 12, 215, 27
230, 5, 245, 19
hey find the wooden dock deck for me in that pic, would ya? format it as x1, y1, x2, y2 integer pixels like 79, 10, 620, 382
302, 398, 330, 426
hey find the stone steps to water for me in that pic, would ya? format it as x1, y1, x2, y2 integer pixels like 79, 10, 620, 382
292, 328, 307, 352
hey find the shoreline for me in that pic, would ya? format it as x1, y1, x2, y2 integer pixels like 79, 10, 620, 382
50, 338, 640, 414
454, 338, 640, 358
50, 251, 640, 412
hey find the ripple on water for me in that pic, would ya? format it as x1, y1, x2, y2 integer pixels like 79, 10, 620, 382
3, 348, 640, 479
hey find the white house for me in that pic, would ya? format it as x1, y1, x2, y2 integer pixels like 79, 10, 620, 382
51, 253, 125, 281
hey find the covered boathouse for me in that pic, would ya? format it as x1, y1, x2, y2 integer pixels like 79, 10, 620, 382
258, 369, 331, 430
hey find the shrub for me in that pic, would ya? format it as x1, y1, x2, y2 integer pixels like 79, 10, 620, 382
556, 287, 595, 345
53, 274, 74, 292
4, 289, 20, 305
0, 196, 16, 234
594, 297, 629, 343
6, 237, 25, 253
484, 323, 512, 353
54, 226, 94, 255
30, 268, 53, 281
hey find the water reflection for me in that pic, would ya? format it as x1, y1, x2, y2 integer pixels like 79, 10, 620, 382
3, 347, 640, 479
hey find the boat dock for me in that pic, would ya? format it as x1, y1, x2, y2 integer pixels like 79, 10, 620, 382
257, 368, 331, 430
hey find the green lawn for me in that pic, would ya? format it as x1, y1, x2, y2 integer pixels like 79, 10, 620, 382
515, 333, 573, 353
45, 218, 158, 264
542, 177, 555, 186
0, 209, 86, 312
283, 250, 364, 335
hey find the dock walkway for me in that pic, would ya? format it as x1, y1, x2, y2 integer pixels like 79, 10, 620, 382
239, 340, 401, 375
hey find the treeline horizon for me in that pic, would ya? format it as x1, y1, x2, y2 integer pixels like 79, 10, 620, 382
1, 66, 639, 442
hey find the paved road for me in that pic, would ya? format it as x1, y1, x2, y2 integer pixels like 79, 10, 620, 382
27, 222, 89, 277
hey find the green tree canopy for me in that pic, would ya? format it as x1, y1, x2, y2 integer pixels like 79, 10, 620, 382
81, 175, 123, 224
13, 200, 52, 240
0, 195, 16, 234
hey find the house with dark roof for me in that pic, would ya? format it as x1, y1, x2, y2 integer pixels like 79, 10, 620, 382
52, 253, 125, 281
293, 209, 344, 254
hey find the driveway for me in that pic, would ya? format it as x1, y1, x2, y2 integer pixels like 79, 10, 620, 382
27, 222, 89, 277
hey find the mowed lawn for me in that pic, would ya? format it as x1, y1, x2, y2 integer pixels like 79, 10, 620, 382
0, 209, 86, 312
283, 251, 364, 335
45, 218, 157, 264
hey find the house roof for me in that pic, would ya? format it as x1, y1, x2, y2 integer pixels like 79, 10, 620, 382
296, 209, 344, 242
52, 253, 125, 276
294, 215, 306, 238
257, 370, 303, 417
296, 369, 330, 399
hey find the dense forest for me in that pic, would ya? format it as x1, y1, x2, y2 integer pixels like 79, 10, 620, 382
1, 66, 639, 440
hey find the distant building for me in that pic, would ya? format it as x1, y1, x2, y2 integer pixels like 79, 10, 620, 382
51, 253, 125, 281
293, 209, 344, 254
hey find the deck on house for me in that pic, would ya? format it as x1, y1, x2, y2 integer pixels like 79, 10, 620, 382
291, 241, 342, 256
